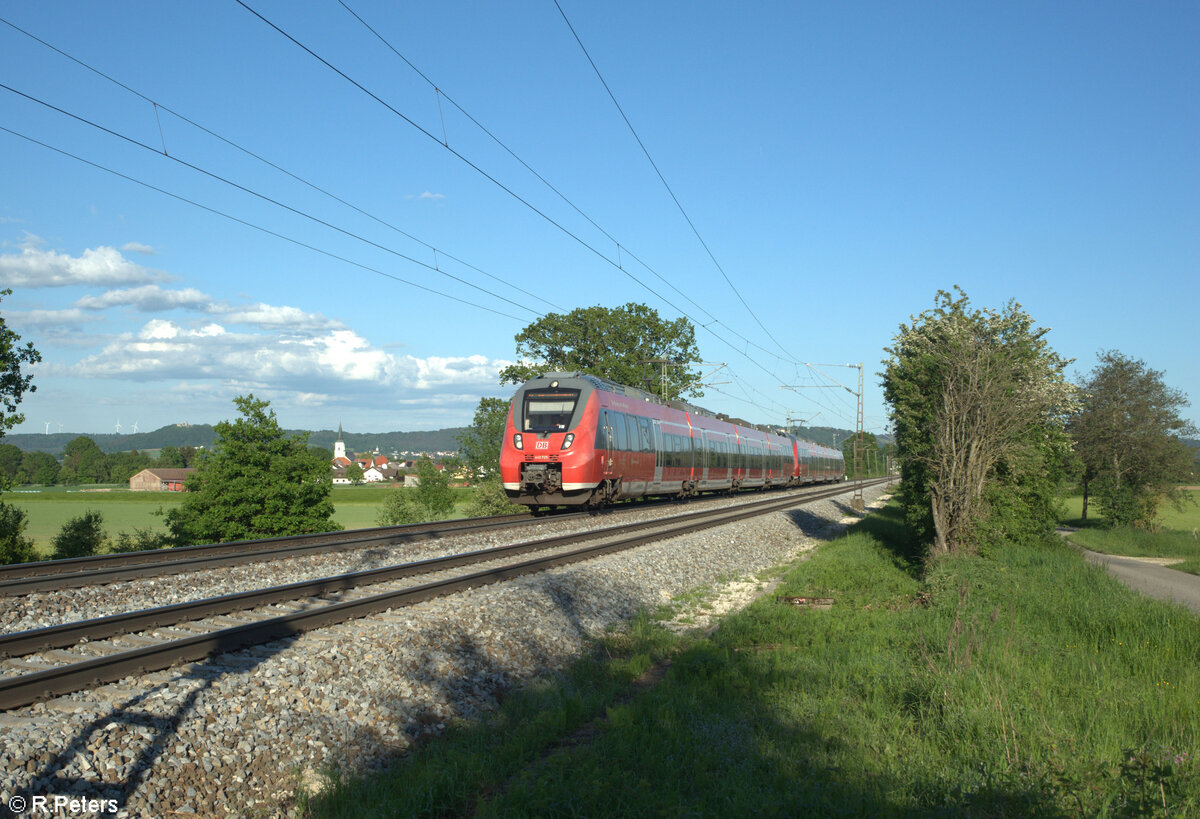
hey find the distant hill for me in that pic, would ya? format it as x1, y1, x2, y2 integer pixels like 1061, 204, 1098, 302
4, 425, 465, 457
5, 422, 886, 458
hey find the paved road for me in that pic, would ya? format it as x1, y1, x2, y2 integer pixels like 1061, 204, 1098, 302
1082, 549, 1200, 615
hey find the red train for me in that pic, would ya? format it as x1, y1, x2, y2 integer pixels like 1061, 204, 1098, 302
500, 372, 844, 510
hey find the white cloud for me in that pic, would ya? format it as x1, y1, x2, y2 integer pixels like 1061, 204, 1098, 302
76, 285, 212, 312
68, 320, 511, 400
0, 237, 165, 288
7, 307, 98, 328
418, 191, 446, 200
121, 242, 157, 255
212, 303, 344, 333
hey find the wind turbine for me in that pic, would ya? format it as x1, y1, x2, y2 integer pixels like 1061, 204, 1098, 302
130, 421, 139, 434
44, 421, 51, 434
115, 419, 123, 434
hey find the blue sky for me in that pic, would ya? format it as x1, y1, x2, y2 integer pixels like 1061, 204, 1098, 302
1, 1, 1196, 437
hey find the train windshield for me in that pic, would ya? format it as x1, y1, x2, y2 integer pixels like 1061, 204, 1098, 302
522, 389, 580, 432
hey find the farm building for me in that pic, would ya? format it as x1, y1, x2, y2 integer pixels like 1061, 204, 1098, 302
129, 468, 196, 492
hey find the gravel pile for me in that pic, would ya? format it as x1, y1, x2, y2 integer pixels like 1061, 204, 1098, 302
0, 483, 891, 818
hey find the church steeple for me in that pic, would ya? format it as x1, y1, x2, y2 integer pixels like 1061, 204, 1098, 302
333, 423, 346, 461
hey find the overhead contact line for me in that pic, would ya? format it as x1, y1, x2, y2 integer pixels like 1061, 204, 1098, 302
0, 14, 561, 314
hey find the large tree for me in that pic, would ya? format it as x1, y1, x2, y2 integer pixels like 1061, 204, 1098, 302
498, 303, 702, 400
456, 397, 510, 483
882, 289, 1076, 557
1071, 351, 1196, 527
0, 290, 39, 563
166, 395, 338, 544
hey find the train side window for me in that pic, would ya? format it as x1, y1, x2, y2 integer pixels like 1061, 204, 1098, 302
595, 412, 611, 450
612, 413, 627, 451
638, 417, 653, 454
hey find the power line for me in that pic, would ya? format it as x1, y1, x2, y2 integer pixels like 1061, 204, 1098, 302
328, 1, 801, 368
0, 124, 528, 321
234, 1, 827, 413
0, 13, 561, 314
0, 82, 543, 319
552, 0, 800, 365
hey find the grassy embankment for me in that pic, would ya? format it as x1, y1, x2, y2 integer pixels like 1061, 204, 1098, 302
2, 484, 478, 557
303, 498, 1199, 817
1060, 489, 1200, 576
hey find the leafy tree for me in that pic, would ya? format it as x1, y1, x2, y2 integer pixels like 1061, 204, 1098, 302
0, 288, 40, 562
51, 510, 106, 560
108, 450, 153, 484
345, 462, 364, 485
0, 503, 36, 564
1071, 351, 1197, 527
61, 436, 109, 483
156, 446, 186, 468
0, 289, 40, 434
882, 289, 1076, 557
0, 443, 22, 481
165, 394, 339, 545
377, 457, 455, 525
456, 397, 510, 484
841, 432, 881, 478
498, 303, 702, 400
21, 450, 59, 485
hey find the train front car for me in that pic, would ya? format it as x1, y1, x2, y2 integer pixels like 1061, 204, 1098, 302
499, 374, 603, 508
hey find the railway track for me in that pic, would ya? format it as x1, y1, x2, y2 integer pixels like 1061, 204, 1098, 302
0, 479, 888, 710
0, 511, 554, 596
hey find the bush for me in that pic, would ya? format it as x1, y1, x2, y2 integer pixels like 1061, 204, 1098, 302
0, 501, 36, 564
465, 478, 518, 517
109, 527, 174, 553
51, 510, 106, 560
378, 458, 455, 525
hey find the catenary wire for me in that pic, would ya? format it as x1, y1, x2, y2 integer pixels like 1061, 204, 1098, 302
551, 0, 800, 365
0, 124, 527, 321
0, 82, 542, 319
0, 14, 561, 314
329, 0, 801, 370
237, 1, 847, 422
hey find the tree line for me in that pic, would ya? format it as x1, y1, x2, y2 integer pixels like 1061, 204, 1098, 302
0, 439, 199, 487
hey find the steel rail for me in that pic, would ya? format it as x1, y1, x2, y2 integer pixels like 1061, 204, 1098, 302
0, 512, 559, 596
0, 481, 880, 658
0, 479, 890, 710
0, 481, 848, 595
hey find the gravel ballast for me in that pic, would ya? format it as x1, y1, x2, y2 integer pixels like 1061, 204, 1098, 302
1, 483, 891, 818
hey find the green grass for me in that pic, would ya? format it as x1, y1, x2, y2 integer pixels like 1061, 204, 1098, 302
1060, 488, 1200, 575
1060, 488, 1200, 531
301, 500, 1200, 817
4, 484, 493, 554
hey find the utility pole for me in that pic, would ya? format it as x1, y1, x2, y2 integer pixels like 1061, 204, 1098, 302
788, 363, 865, 510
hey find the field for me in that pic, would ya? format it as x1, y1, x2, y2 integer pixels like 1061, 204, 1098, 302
304, 498, 1200, 816
2, 483, 481, 555
1060, 488, 1200, 576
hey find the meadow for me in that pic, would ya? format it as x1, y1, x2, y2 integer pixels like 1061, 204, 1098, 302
2, 483, 478, 556
1060, 488, 1200, 576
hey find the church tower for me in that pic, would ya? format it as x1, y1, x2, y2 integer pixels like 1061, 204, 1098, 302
333, 423, 347, 461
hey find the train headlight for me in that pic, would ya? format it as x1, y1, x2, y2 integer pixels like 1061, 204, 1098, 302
513, 433, 524, 450
561, 433, 575, 450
